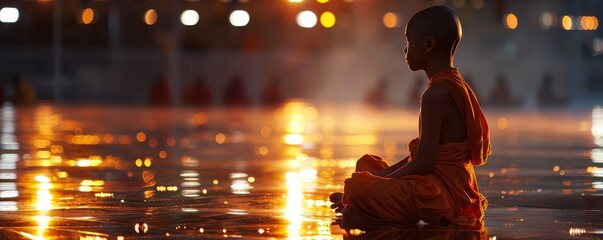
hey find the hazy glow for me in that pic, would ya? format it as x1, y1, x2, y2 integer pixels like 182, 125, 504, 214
230, 172, 251, 194
284, 172, 303, 237
231, 180, 251, 194
540, 11, 554, 29
297, 11, 317, 28
504, 13, 518, 29
0, 7, 19, 23
70, 135, 100, 145
594, 38, 603, 56
80, 180, 104, 192
591, 167, 603, 177
76, 157, 103, 167
383, 12, 400, 28
317, 0, 329, 3
592, 149, 603, 163
36, 190, 53, 211
452, 0, 466, 8
33, 139, 50, 149
181, 10, 199, 26
497, 117, 508, 130
283, 102, 310, 137
35, 215, 51, 238
470, 0, 484, 9
0, 201, 17, 211
191, 112, 208, 126
229, 10, 250, 27
320, 11, 335, 28
0, 105, 18, 150
285, 134, 304, 145
342, 135, 377, 145
0, 173, 16, 180
144, 9, 157, 25
34, 175, 50, 183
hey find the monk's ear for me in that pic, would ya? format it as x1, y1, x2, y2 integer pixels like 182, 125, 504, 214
425, 36, 435, 52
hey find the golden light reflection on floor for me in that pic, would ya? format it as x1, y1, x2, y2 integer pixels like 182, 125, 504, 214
0, 102, 601, 239
593, 106, 603, 146
34, 175, 53, 239
284, 171, 303, 238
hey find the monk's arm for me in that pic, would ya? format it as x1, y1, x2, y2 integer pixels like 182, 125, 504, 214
375, 156, 410, 177
386, 86, 447, 178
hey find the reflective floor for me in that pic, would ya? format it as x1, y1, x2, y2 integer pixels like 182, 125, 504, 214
0, 101, 602, 239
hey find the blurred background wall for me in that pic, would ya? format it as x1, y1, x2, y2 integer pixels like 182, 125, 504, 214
0, 0, 601, 108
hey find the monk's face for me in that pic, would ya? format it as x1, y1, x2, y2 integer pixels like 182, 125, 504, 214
403, 25, 427, 71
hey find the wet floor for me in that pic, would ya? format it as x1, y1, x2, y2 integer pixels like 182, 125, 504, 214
0, 101, 602, 239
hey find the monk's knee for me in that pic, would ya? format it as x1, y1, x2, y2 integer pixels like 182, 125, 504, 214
356, 154, 387, 172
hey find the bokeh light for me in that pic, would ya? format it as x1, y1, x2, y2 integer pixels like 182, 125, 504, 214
497, 117, 508, 130
317, 0, 329, 3
215, 133, 226, 144
383, 12, 401, 28
297, 11, 317, 28
470, 0, 484, 9
180, 10, 199, 26
144, 9, 157, 25
229, 10, 250, 27
504, 13, 518, 29
540, 11, 554, 29
452, 0, 466, 9
561, 15, 573, 30
580, 16, 598, 30
320, 11, 335, 28
0, 7, 19, 23
81, 8, 95, 25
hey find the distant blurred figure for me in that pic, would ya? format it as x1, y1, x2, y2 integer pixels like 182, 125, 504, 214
183, 77, 212, 107
406, 76, 424, 108
261, 76, 284, 107
13, 74, 36, 107
364, 77, 388, 107
223, 75, 251, 107
487, 74, 522, 108
149, 75, 171, 106
537, 73, 569, 108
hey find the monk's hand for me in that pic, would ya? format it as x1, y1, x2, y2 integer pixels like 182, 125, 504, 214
329, 192, 343, 203
351, 171, 372, 178
329, 192, 345, 213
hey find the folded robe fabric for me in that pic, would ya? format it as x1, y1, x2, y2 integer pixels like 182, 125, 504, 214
341, 68, 491, 223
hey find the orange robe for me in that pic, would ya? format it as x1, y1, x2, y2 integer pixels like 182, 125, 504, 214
342, 68, 491, 223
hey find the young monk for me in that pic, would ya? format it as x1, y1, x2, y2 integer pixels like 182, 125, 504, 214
330, 6, 491, 225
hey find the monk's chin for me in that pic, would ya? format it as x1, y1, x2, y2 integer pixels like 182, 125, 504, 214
407, 65, 420, 72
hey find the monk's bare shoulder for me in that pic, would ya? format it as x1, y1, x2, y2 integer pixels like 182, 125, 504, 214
422, 82, 467, 143
421, 84, 453, 110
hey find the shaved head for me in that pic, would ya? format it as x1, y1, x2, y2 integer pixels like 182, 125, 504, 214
406, 6, 462, 56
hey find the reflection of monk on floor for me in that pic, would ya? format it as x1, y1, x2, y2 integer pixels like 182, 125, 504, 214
330, 6, 491, 228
